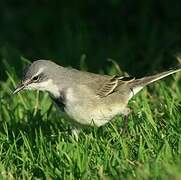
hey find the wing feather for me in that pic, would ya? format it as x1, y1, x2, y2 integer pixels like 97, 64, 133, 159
96, 75, 135, 98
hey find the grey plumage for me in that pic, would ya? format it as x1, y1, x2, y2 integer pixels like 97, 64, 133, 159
13, 60, 181, 129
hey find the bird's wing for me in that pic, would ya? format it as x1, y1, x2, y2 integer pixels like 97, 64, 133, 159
96, 75, 135, 98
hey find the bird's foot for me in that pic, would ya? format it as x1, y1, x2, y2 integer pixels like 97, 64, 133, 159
120, 107, 132, 135
71, 127, 80, 141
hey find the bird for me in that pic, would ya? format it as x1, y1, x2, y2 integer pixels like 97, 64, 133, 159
13, 60, 181, 137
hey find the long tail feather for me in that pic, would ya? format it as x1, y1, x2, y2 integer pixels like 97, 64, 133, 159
129, 67, 181, 96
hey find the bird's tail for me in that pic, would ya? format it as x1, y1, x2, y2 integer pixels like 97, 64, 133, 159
129, 67, 181, 97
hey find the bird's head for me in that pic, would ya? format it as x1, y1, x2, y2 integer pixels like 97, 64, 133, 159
13, 60, 60, 97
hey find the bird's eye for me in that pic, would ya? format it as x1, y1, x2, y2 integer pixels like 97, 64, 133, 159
32, 75, 39, 82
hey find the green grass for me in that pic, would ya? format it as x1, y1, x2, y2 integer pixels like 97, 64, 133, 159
0, 62, 181, 179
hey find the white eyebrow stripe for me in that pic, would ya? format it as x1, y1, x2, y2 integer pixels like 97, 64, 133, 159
34, 67, 45, 77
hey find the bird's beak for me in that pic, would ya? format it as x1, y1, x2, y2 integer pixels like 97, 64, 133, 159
13, 83, 26, 95
13, 78, 32, 95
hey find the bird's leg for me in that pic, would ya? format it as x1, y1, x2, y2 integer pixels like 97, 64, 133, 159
120, 107, 132, 134
71, 127, 80, 141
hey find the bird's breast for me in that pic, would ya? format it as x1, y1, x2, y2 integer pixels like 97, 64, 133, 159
51, 97, 65, 112
50, 90, 66, 112
52, 86, 127, 127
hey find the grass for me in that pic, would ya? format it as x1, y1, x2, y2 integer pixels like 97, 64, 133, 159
0, 61, 181, 179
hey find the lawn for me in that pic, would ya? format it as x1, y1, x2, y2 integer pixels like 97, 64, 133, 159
0, 60, 181, 179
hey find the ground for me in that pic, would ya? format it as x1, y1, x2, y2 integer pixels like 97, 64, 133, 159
0, 61, 181, 179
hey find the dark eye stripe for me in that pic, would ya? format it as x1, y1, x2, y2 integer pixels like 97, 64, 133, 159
32, 73, 46, 83
32, 75, 39, 81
